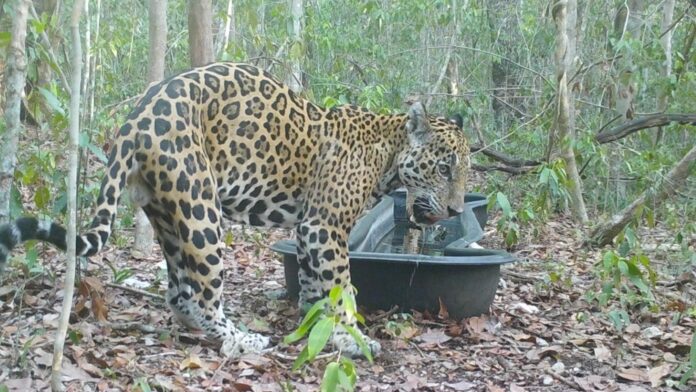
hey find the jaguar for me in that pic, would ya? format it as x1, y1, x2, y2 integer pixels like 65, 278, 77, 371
0, 62, 470, 358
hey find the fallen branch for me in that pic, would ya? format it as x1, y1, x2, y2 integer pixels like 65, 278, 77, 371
596, 113, 696, 143
106, 282, 164, 301
587, 144, 696, 247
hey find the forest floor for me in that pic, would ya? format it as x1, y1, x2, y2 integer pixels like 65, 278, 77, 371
1, 182, 695, 391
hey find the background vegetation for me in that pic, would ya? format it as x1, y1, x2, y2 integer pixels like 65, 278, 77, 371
0, 0, 695, 389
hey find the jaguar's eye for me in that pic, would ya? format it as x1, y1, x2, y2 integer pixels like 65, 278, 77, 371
437, 163, 451, 178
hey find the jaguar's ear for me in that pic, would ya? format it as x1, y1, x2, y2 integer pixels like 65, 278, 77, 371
406, 102, 431, 145
448, 114, 464, 129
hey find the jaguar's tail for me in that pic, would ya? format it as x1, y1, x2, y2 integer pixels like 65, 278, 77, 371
0, 121, 138, 272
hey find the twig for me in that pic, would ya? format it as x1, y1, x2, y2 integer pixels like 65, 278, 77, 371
106, 322, 169, 334
471, 163, 537, 175
271, 350, 338, 361
103, 93, 142, 115
142, 351, 179, 359
546, 369, 583, 390
367, 305, 400, 322
211, 356, 232, 381
425, 35, 456, 108
105, 322, 218, 347
501, 269, 539, 283
409, 341, 426, 358
106, 282, 164, 301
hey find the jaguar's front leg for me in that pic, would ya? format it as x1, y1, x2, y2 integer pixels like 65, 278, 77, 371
296, 221, 381, 358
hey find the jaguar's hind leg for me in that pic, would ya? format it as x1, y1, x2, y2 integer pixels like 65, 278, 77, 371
139, 164, 268, 357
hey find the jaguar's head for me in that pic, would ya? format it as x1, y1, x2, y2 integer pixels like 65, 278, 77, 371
397, 102, 470, 226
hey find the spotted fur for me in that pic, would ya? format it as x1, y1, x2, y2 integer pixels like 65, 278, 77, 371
0, 62, 469, 357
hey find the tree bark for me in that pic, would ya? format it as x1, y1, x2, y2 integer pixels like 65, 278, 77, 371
551, 0, 589, 224
589, 145, 696, 247
187, 0, 214, 67
286, 0, 304, 93
51, 0, 84, 390
133, 0, 167, 257
0, 0, 30, 224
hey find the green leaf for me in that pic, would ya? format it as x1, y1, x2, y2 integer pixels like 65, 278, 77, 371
34, 186, 50, 210
68, 330, 82, 345
135, 377, 152, 392
308, 317, 335, 360
680, 367, 695, 385
37, 87, 65, 116
80, 133, 108, 163
607, 309, 629, 332
539, 167, 550, 184
320, 362, 340, 392
10, 186, 23, 218
289, 41, 304, 60
341, 290, 362, 323
343, 325, 373, 363
617, 260, 629, 276
339, 357, 358, 386
496, 192, 512, 217
292, 346, 310, 371
284, 299, 327, 344
0, 32, 11, 49
329, 285, 342, 307
690, 332, 696, 366
0, 384, 9, 392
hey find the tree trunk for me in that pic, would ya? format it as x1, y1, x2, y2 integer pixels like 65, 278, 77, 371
286, 0, 304, 93
0, 0, 30, 224
215, 0, 235, 56
133, 0, 167, 257
486, 0, 522, 133
551, 0, 589, 224
655, 0, 675, 145
51, 0, 84, 390
187, 0, 214, 67
589, 145, 696, 247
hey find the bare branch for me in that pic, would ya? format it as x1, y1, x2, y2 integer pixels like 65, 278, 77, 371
587, 145, 696, 247
472, 163, 537, 175
470, 144, 541, 167
596, 114, 696, 143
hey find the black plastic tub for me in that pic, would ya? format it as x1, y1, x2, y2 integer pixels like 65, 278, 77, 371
272, 191, 516, 319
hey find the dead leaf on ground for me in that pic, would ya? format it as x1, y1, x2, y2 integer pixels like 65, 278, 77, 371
616, 367, 649, 383
444, 380, 476, 391
61, 360, 100, 383
466, 316, 486, 334
647, 364, 671, 387
1, 378, 35, 392
417, 328, 452, 346
180, 353, 205, 371
594, 344, 611, 363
